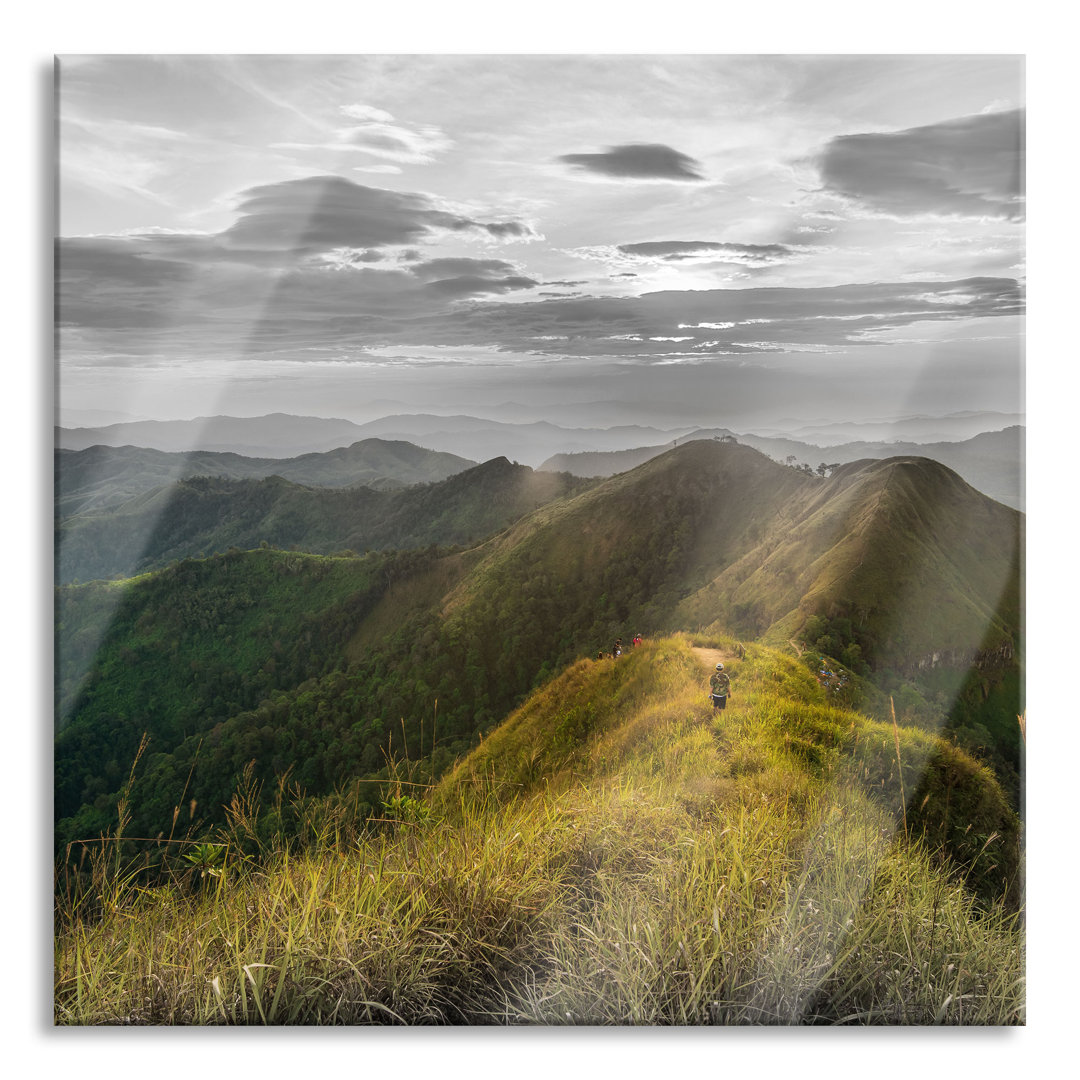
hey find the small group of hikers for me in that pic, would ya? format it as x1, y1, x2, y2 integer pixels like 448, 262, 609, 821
594, 638, 733, 713
815, 657, 850, 695
598, 634, 644, 660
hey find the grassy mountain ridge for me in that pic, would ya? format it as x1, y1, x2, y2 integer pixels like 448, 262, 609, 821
439, 444, 1020, 680
677, 454, 1021, 667
439, 440, 811, 650
56, 637, 1023, 1024
539, 425, 1024, 510
438, 636, 1019, 904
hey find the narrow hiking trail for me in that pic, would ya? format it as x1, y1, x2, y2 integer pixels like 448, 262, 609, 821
691, 646, 734, 671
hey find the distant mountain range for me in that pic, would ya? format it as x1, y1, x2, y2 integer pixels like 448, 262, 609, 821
56, 413, 697, 465
757, 411, 1025, 446
56, 411, 1025, 505
56, 407, 1023, 454
56, 438, 477, 519
56, 413, 380, 458
540, 426, 1024, 511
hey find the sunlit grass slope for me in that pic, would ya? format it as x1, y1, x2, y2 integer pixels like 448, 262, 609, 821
55, 637, 1023, 1025
678, 455, 1021, 670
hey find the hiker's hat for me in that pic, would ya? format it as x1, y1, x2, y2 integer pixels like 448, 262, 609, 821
716, 662, 724, 670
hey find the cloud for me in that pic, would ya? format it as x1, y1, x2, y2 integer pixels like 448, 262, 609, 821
57, 163, 1022, 374
408, 257, 539, 297
56, 238, 195, 329
437, 276, 1024, 360
569, 240, 800, 277
58, 264, 1023, 372
557, 143, 705, 182
57, 239, 541, 339
408, 258, 521, 282
314, 248, 390, 268
340, 104, 395, 124
616, 241, 795, 266
816, 109, 1024, 220
57, 238, 192, 286
483, 221, 535, 239
274, 104, 453, 165
218, 175, 535, 255
59, 113, 196, 205
423, 275, 539, 298
56, 175, 543, 345
332, 124, 451, 164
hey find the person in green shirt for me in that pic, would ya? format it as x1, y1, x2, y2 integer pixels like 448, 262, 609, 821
709, 663, 732, 712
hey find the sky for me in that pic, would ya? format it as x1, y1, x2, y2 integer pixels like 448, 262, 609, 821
57, 53, 1024, 430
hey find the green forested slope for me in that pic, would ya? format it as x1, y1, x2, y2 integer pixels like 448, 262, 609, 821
56, 457, 588, 583
55, 548, 406, 841
55, 442, 1023, 851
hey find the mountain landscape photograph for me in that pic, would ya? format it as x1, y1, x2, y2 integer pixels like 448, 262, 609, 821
52, 45, 1028, 1038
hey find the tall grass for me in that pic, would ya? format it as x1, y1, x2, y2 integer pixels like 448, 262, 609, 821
55, 637, 1023, 1025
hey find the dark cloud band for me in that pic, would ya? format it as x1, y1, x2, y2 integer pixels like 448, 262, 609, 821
817, 109, 1024, 220
557, 143, 705, 182
220, 175, 535, 254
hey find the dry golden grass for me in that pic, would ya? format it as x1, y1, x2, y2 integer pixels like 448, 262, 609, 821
55, 637, 1023, 1025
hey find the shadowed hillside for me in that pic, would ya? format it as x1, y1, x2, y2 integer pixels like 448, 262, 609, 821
56, 438, 478, 519
56, 457, 589, 584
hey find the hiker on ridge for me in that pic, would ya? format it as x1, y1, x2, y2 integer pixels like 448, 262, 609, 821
709, 662, 732, 712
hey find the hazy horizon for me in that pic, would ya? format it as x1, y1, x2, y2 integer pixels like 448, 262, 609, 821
56, 402, 1026, 434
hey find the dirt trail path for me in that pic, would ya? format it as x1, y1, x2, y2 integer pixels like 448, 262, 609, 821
691, 646, 733, 671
